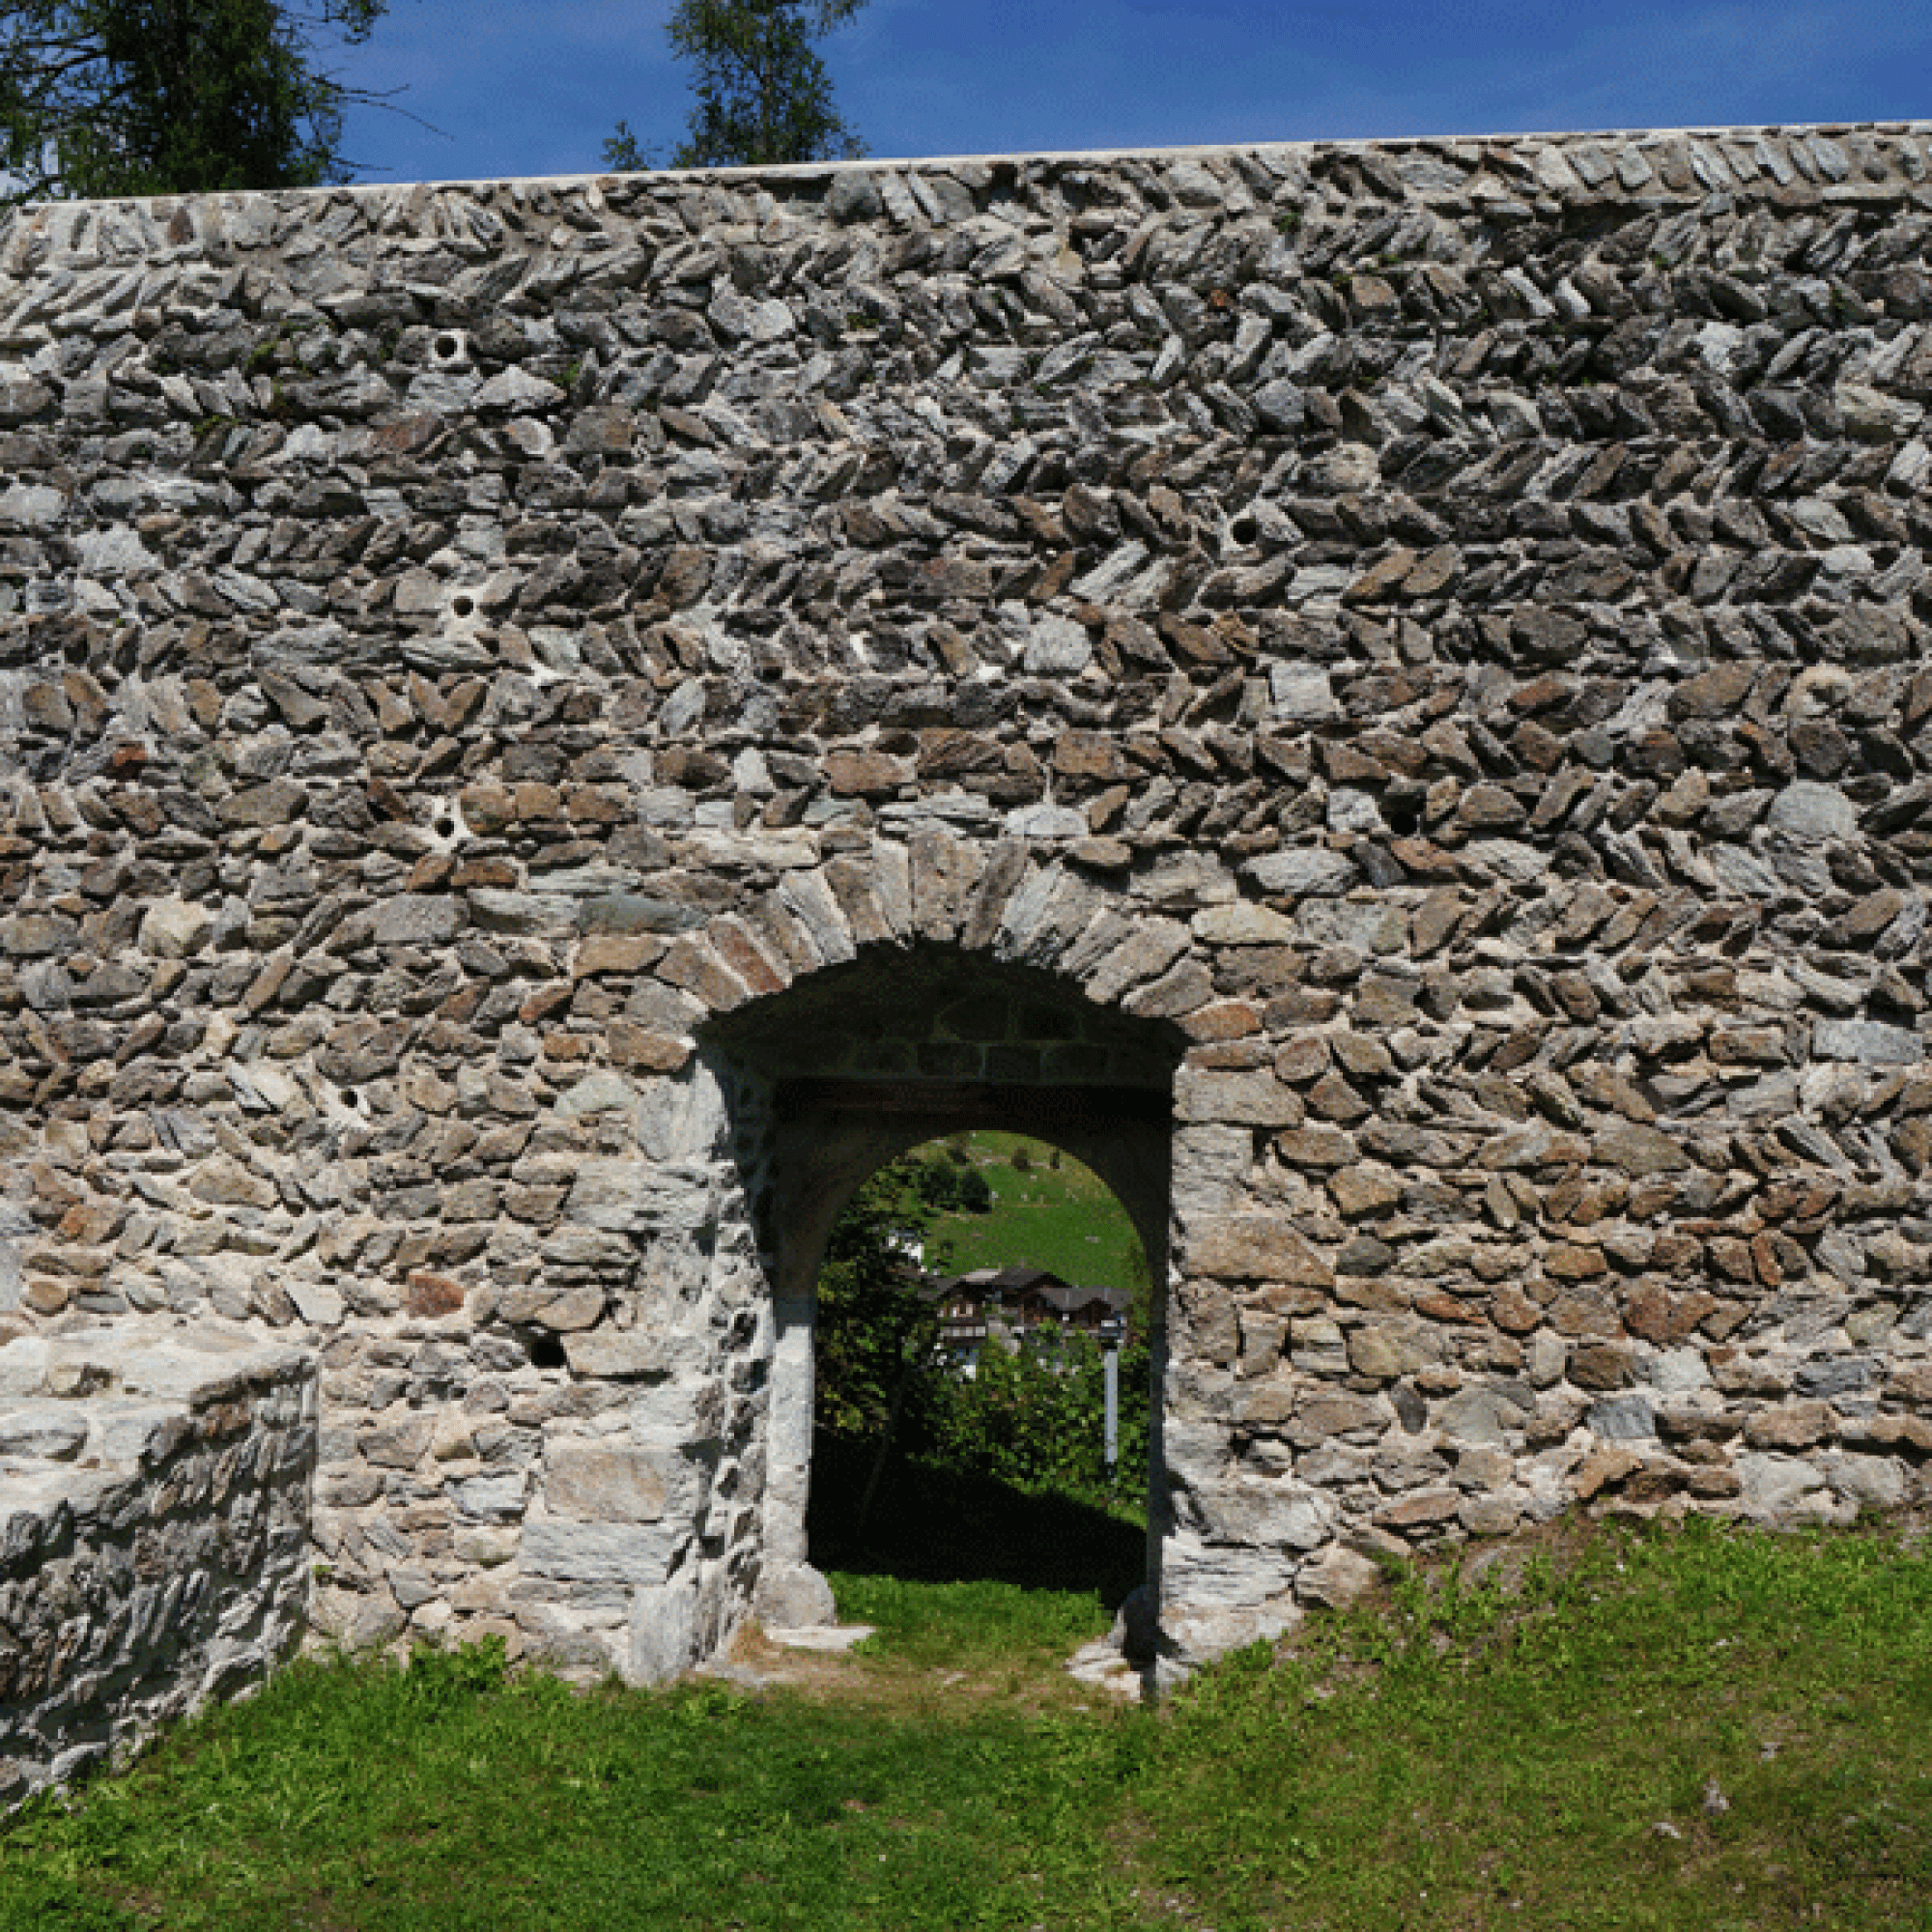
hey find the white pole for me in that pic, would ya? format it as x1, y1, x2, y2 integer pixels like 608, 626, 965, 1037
1103, 1335, 1120, 1477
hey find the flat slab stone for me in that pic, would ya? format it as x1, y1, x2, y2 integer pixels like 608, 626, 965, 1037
763, 1624, 876, 1652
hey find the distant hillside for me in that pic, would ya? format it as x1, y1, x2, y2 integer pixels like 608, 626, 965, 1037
924, 1132, 1147, 1302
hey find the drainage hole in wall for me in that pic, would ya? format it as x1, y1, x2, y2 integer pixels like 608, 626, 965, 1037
435, 816, 456, 838
434, 333, 462, 361
451, 594, 475, 619
1381, 787, 1424, 837
524, 1331, 568, 1369
340, 1088, 362, 1110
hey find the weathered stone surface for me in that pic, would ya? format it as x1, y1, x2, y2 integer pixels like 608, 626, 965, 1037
369, 895, 462, 947
1293, 1544, 1383, 1609
2, 122, 1931, 1732
629, 1582, 699, 1685
521, 1520, 682, 1584
561, 1331, 672, 1378
0, 1321, 313, 1812
1185, 1218, 1334, 1286
544, 1440, 669, 1521
754, 1561, 838, 1629
1592, 1124, 1692, 1177
1814, 1020, 1922, 1065
1244, 850, 1359, 898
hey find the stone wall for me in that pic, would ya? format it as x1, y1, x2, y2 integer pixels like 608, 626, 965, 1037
0, 1320, 315, 1806
1, 122, 1931, 1674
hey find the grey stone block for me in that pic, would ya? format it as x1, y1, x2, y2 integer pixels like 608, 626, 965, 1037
544, 1440, 670, 1522
628, 1582, 699, 1685
523, 1520, 683, 1585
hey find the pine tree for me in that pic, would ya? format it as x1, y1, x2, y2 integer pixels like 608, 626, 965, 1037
0, 0, 391, 202
606, 0, 868, 174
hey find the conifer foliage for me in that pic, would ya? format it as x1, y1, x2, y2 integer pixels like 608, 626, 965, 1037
606, 0, 868, 172
0, 0, 389, 202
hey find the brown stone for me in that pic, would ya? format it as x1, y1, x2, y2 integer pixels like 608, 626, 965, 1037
1847, 1414, 1932, 1453
1375, 1491, 1461, 1531
1329, 1166, 1402, 1217
609, 1023, 693, 1072
1668, 663, 1755, 719
1545, 1242, 1607, 1280
220, 778, 307, 826
709, 921, 785, 997
21, 1275, 71, 1315
918, 729, 1004, 779
824, 749, 907, 797
1458, 784, 1526, 830
1273, 1036, 1332, 1083
1177, 1067, 1301, 1126
1491, 1286, 1542, 1334
1625, 1283, 1682, 1345
1347, 1325, 1407, 1380
1412, 1292, 1485, 1324
1053, 731, 1126, 781
363, 1412, 434, 1469
656, 937, 749, 1010
1686, 1467, 1743, 1499
1572, 1446, 1643, 1500
1706, 1237, 1757, 1285
1569, 1343, 1634, 1390
575, 935, 668, 978
1184, 1216, 1333, 1287
1274, 1125, 1358, 1170
1184, 1000, 1264, 1042
1548, 1289, 1622, 1338
407, 1271, 469, 1319
1744, 1402, 1833, 1450
1393, 837, 1463, 880
1306, 1072, 1371, 1123
1460, 1494, 1521, 1537
1593, 1123, 1692, 1177
1344, 546, 1416, 603
1070, 838, 1133, 871
1887, 1363, 1932, 1404
1622, 1463, 1690, 1505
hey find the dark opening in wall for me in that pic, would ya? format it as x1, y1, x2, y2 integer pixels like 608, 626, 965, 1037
702, 942, 1182, 1640
803, 1128, 1152, 1613
523, 1332, 567, 1370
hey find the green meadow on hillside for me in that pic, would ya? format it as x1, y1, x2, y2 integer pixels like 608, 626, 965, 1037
923, 1131, 1148, 1295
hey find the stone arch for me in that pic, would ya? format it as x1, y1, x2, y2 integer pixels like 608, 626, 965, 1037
695, 935, 1188, 1629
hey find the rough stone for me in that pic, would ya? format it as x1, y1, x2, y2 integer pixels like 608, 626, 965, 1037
0, 122, 1928, 1745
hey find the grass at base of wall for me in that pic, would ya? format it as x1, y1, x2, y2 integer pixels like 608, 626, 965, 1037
1142, 1512, 1932, 1931
4, 1513, 1928, 1932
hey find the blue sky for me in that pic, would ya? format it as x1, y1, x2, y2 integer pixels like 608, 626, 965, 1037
330, 0, 1931, 186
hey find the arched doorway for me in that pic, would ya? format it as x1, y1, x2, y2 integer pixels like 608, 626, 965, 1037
800, 1127, 1155, 1609
699, 943, 1184, 1632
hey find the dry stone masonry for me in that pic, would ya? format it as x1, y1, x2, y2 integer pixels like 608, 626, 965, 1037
0, 1321, 314, 1805
0, 121, 1930, 1683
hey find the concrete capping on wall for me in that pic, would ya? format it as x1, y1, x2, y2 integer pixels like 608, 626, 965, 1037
5, 118, 1932, 213
0, 1321, 317, 1809
3, 118, 1932, 1690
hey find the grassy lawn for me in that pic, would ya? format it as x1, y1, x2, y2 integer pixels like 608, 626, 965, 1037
6, 1512, 1929, 1931
925, 1131, 1147, 1295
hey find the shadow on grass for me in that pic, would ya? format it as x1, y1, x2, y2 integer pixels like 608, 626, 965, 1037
807, 1435, 1147, 1611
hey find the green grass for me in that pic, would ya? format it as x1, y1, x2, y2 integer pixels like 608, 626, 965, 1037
808, 1446, 1147, 1688
6, 1516, 1929, 1932
0, 1651, 1147, 1932
926, 1131, 1147, 1294
1146, 1516, 1932, 1931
